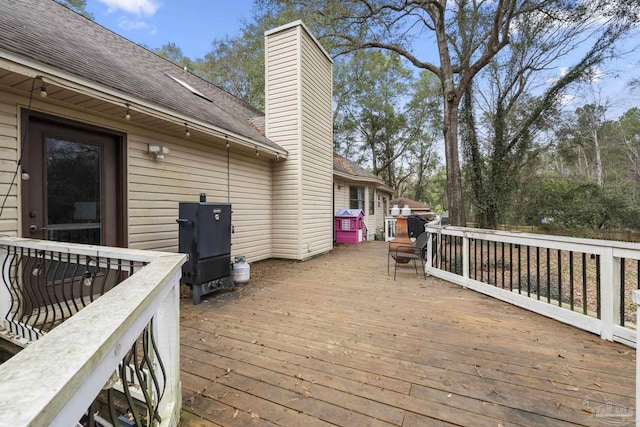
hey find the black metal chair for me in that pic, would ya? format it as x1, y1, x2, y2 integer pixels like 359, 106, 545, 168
388, 232, 429, 280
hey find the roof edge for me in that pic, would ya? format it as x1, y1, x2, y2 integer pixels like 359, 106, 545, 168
333, 170, 393, 193
0, 52, 288, 157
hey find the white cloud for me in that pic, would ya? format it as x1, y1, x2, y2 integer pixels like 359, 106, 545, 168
558, 94, 575, 106
98, 0, 160, 16
587, 66, 605, 83
118, 19, 150, 31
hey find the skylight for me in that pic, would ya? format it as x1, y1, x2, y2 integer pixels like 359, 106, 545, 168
165, 73, 212, 102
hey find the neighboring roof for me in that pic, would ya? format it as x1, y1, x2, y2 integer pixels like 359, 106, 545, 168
0, 0, 284, 154
390, 197, 432, 211
333, 153, 394, 194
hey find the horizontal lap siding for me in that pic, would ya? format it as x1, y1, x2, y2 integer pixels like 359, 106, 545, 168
300, 30, 332, 256
229, 151, 272, 262
0, 87, 272, 259
128, 134, 273, 262
0, 94, 18, 235
376, 189, 392, 237
267, 27, 302, 259
333, 181, 350, 212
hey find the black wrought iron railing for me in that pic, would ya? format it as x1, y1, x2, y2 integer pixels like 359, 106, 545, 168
78, 320, 167, 427
0, 238, 185, 427
1, 245, 146, 341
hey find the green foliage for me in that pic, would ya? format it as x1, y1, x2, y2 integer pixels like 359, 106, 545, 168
454, 0, 640, 229
519, 178, 640, 231
422, 166, 447, 213
55, 0, 93, 19
333, 50, 441, 196
153, 43, 195, 71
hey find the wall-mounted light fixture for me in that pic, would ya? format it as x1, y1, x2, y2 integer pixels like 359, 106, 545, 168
225, 135, 230, 149
255, 146, 259, 156
35, 75, 47, 98
124, 103, 131, 120
184, 123, 191, 137
148, 144, 170, 160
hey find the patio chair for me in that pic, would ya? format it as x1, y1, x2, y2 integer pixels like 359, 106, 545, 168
388, 232, 429, 281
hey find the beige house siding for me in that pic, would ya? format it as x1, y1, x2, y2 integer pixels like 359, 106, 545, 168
333, 181, 350, 211
0, 97, 19, 236
122, 130, 274, 262
267, 26, 302, 259
375, 190, 392, 236
332, 176, 394, 241
266, 21, 333, 260
0, 88, 273, 262
300, 28, 333, 257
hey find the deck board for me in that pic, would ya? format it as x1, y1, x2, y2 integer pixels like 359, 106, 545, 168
180, 241, 635, 426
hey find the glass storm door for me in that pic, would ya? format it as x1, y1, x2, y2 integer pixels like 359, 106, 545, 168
22, 117, 119, 247
46, 138, 102, 244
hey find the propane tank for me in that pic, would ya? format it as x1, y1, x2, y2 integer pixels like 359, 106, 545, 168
232, 255, 250, 285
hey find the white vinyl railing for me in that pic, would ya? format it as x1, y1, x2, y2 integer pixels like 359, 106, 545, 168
425, 226, 640, 427
384, 217, 397, 242
425, 226, 640, 347
0, 237, 186, 427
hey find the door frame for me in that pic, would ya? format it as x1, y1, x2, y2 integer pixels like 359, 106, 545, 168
20, 109, 128, 247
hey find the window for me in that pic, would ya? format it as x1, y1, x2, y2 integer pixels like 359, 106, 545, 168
369, 188, 375, 215
349, 186, 364, 210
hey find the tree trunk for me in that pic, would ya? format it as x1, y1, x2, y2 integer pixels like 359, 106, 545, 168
443, 95, 465, 226
593, 129, 604, 187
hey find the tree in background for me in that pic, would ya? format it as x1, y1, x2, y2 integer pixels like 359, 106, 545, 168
619, 108, 640, 197
255, 0, 639, 227
333, 50, 440, 195
513, 104, 640, 233
55, 0, 93, 19
459, 0, 639, 228
146, 0, 639, 232
153, 42, 196, 71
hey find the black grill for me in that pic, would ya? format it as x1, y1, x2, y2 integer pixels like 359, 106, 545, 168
177, 201, 233, 304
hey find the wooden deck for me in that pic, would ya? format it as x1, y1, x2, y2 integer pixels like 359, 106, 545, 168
179, 241, 635, 426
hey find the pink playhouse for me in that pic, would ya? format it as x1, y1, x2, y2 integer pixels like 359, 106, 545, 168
335, 209, 365, 244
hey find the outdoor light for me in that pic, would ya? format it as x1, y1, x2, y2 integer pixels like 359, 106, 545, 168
225, 135, 229, 149
124, 103, 131, 120
34, 75, 47, 97
148, 144, 170, 160
185, 123, 190, 137
255, 146, 259, 156
21, 169, 30, 181
276, 153, 280, 161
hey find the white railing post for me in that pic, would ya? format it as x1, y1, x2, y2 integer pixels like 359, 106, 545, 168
426, 231, 433, 274
462, 233, 470, 286
385, 217, 397, 242
600, 247, 617, 341
153, 269, 182, 425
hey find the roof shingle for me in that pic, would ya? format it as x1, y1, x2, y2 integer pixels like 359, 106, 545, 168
0, 0, 283, 152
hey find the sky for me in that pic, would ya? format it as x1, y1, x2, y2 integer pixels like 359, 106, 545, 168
84, 0, 639, 118
85, 0, 255, 59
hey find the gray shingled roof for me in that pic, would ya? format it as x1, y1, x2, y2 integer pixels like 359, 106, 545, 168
333, 153, 379, 180
0, 0, 284, 152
